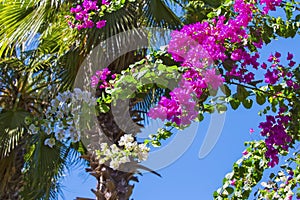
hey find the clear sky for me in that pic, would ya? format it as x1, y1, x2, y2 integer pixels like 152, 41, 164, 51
60, 10, 300, 200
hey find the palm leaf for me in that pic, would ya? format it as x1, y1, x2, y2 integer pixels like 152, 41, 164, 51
0, 0, 66, 57
22, 133, 86, 200
142, 0, 183, 28
0, 110, 28, 158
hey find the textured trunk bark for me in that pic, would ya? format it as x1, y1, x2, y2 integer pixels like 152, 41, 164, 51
0, 143, 25, 200
82, 154, 137, 200
75, 25, 147, 197
76, 8, 147, 196
79, 99, 142, 200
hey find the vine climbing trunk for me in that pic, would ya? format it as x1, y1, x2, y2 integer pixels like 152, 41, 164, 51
79, 97, 143, 200
74, 45, 146, 200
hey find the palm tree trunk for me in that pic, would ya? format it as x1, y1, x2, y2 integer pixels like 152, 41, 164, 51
0, 143, 25, 200
79, 98, 142, 200
82, 154, 136, 200
74, 28, 147, 197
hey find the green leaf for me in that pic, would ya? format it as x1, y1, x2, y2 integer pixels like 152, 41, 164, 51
204, 104, 215, 113
98, 103, 110, 113
221, 85, 231, 97
216, 104, 227, 114
0, 110, 29, 131
225, 187, 234, 195
152, 140, 161, 147
166, 65, 178, 72
122, 75, 138, 84
296, 14, 300, 22
255, 92, 266, 105
196, 114, 204, 122
213, 191, 219, 198
157, 63, 167, 71
229, 99, 240, 110
237, 85, 249, 101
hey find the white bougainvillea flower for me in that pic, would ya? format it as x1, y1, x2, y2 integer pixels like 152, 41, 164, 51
29, 124, 39, 134
94, 134, 150, 170
70, 130, 80, 143
55, 129, 66, 142
110, 159, 120, 170
100, 143, 109, 151
110, 144, 119, 154
44, 138, 56, 148
119, 155, 130, 163
118, 134, 134, 146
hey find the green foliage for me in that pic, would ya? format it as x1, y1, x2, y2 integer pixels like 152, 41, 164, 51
109, 57, 180, 103
0, 34, 79, 199
21, 133, 85, 200
146, 128, 173, 147
254, 150, 300, 199
255, 91, 266, 105
214, 141, 269, 199
0, 0, 299, 199
143, 0, 183, 28
184, 0, 225, 23
0, 0, 66, 57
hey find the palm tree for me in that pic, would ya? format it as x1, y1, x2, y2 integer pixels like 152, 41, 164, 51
0, 50, 80, 199
0, 0, 221, 199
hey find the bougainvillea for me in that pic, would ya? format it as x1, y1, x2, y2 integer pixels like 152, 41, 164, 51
259, 108, 292, 167
147, 0, 265, 126
262, 52, 299, 89
91, 67, 116, 89
27, 89, 149, 170
96, 134, 150, 170
68, 0, 109, 30
80, 0, 299, 199
67, 0, 129, 30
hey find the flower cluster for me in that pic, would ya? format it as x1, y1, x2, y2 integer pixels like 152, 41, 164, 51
148, 0, 264, 126
147, 84, 197, 126
91, 67, 116, 89
149, 1, 258, 127
225, 51, 259, 84
258, 108, 292, 167
167, 0, 285, 88
148, 67, 224, 126
68, 0, 109, 30
168, 0, 255, 63
28, 89, 97, 147
258, 170, 297, 199
167, 0, 261, 86
262, 52, 299, 90
96, 134, 150, 169
260, 0, 282, 14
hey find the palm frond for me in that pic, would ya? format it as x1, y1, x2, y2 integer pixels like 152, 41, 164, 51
58, 3, 144, 90
142, 0, 183, 28
0, 49, 69, 199
134, 87, 166, 125
0, 0, 66, 57
22, 134, 86, 200
0, 110, 28, 158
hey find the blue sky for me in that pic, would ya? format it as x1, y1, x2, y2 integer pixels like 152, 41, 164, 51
60, 8, 300, 200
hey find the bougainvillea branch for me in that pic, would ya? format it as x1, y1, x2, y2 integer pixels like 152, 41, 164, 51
55, 0, 300, 198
